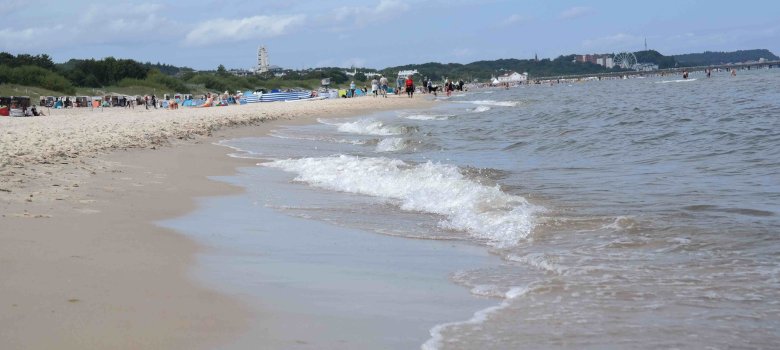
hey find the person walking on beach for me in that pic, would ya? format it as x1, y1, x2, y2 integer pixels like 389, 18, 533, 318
349, 81, 356, 98
405, 75, 414, 98
371, 78, 379, 97
379, 76, 388, 98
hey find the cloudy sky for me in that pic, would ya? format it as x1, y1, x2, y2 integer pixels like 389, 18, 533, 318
2, 0, 778, 70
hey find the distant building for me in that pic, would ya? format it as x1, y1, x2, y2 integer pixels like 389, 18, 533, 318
596, 56, 614, 69
256, 46, 270, 73
577, 54, 615, 68
344, 67, 381, 78
576, 54, 599, 64
633, 63, 659, 71
267, 65, 285, 77
229, 69, 254, 77
397, 69, 418, 78
496, 72, 528, 83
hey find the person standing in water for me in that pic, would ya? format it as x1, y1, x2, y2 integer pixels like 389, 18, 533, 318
682, 70, 689, 79
731, 68, 737, 77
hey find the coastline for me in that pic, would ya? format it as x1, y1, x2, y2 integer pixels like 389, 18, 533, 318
0, 96, 435, 349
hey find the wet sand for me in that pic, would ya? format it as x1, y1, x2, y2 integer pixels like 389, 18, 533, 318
0, 96, 435, 349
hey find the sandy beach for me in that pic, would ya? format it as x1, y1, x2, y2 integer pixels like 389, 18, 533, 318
0, 96, 435, 349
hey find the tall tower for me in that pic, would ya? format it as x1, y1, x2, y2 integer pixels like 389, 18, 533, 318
644, 38, 647, 51
257, 46, 269, 73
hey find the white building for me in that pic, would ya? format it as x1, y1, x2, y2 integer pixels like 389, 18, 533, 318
397, 69, 418, 79
229, 68, 254, 77
344, 67, 381, 78
633, 63, 659, 71
256, 46, 270, 73
596, 56, 615, 69
496, 72, 528, 83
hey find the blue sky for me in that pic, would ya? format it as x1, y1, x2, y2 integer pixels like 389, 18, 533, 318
2, 0, 778, 70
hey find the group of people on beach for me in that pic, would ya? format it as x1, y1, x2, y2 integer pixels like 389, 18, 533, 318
369, 76, 389, 98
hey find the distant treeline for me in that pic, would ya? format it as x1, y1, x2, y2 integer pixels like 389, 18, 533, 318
0, 52, 365, 95
380, 55, 619, 81
673, 49, 780, 66
0, 48, 777, 95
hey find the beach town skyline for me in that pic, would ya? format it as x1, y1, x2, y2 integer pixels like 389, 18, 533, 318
2, 0, 779, 70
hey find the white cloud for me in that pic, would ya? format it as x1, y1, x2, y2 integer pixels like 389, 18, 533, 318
501, 14, 531, 26
184, 15, 306, 47
452, 48, 473, 57
5, 0, 29, 13
0, 2, 179, 51
559, 6, 591, 20
332, 0, 410, 27
344, 57, 367, 68
582, 33, 642, 51
0, 26, 68, 49
79, 3, 178, 39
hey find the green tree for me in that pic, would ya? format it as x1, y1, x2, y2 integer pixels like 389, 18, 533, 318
217, 64, 228, 77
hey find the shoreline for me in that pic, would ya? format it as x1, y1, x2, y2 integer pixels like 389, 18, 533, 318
0, 96, 435, 349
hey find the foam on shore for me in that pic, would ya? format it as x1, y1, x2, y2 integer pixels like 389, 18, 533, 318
264, 155, 538, 247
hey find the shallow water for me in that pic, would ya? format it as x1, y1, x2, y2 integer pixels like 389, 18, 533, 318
222, 69, 780, 349
160, 169, 498, 349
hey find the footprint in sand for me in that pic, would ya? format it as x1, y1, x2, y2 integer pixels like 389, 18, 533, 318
10, 213, 52, 218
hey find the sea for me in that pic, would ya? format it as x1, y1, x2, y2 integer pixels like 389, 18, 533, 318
168, 68, 780, 349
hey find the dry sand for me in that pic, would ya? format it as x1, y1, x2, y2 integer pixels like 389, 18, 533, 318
0, 96, 435, 349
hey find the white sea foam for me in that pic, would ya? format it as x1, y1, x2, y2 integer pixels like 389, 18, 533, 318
375, 138, 406, 152
463, 100, 518, 107
470, 284, 506, 298
508, 253, 568, 275
332, 119, 406, 136
656, 79, 698, 84
602, 216, 638, 231
422, 286, 530, 350
268, 130, 366, 145
264, 155, 538, 247
473, 106, 491, 113
403, 114, 454, 121
216, 140, 265, 159
215, 140, 248, 153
